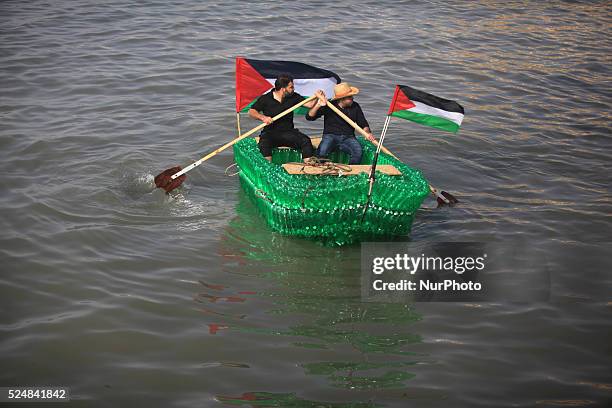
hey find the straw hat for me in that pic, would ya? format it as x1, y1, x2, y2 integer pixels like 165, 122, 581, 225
333, 82, 359, 99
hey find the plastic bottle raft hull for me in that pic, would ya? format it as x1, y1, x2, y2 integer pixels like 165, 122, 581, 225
233, 137, 430, 246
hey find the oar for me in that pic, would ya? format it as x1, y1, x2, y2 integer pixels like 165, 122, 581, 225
155, 95, 316, 193
325, 102, 458, 207
326, 100, 396, 158
363, 115, 390, 221
429, 185, 458, 207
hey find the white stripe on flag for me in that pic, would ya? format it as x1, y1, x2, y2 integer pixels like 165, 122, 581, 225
265, 78, 338, 98
409, 100, 464, 126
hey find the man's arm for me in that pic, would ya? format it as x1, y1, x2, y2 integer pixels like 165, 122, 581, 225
306, 90, 327, 120
306, 104, 322, 121
303, 99, 317, 109
248, 108, 273, 125
356, 104, 376, 141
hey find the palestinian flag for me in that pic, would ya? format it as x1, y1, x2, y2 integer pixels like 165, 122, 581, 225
388, 85, 465, 133
236, 57, 341, 113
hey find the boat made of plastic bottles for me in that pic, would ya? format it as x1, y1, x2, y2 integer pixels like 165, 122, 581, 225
233, 137, 430, 246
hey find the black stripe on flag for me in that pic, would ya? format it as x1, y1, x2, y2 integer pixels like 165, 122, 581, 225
246, 58, 341, 83
399, 85, 464, 114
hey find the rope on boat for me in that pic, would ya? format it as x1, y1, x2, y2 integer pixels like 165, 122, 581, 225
287, 158, 353, 177
224, 162, 241, 177
254, 189, 274, 203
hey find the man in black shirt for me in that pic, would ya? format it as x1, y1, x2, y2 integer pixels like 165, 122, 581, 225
306, 82, 376, 164
248, 74, 322, 161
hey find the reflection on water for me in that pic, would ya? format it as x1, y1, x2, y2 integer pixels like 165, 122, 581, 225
202, 191, 423, 405
216, 391, 381, 407
303, 361, 416, 391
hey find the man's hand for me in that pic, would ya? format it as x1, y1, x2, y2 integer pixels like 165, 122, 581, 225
365, 132, 376, 142
261, 115, 273, 125
315, 89, 327, 106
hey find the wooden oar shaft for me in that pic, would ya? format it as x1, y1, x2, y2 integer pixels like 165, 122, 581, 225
171, 96, 316, 179
325, 102, 398, 159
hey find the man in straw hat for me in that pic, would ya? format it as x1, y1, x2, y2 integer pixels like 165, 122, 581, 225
249, 73, 324, 162
306, 82, 376, 164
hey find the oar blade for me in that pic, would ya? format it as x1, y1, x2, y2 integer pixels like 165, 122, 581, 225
436, 196, 447, 207
154, 166, 186, 194
441, 190, 459, 205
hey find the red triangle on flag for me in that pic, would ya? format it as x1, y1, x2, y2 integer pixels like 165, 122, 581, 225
236, 57, 274, 112
389, 86, 416, 113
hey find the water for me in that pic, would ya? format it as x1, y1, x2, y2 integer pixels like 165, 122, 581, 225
1, 1, 611, 406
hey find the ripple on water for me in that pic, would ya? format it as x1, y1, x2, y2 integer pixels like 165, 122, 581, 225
1, 0, 611, 406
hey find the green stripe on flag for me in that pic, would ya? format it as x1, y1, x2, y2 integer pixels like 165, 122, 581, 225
241, 105, 309, 116
240, 100, 256, 113
391, 110, 460, 133
293, 106, 308, 115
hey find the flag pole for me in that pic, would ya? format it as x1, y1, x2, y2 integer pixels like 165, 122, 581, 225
235, 57, 242, 137
361, 115, 391, 222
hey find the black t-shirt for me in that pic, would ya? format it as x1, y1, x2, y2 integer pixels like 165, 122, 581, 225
251, 90, 304, 135
306, 100, 369, 136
